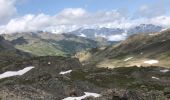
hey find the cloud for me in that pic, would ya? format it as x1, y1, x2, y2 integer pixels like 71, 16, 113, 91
59, 8, 87, 17
0, 0, 17, 24
136, 2, 167, 18
0, 8, 125, 33
0, 14, 53, 33
125, 16, 170, 28
149, 16, 170, 27
107, 33, 127, 41
56, 8, 123, 26
139, 5, 165, 18
1, 6, 170, 34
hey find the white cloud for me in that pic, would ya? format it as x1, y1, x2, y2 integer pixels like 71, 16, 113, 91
136, 4, 166, 18
108, 33, 127, 41
59, 8, 87, 17
94, 32, 127, 41
149, 16, 170, 27
0, 8, 125, 33
0, 14, 53, 33
125, 16, 170, 28
0, 0, 17, 24
1, 6, 170, 34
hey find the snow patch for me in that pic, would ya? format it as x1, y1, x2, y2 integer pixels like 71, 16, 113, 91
149, 32, 160, 36
160, 28, 167, 32
162, 40, 166, 42
149, 33, 156, 36
152, 76, 160, 80
136, 64, 141, 67
160, 69, 169, 73
63, 92, 101, 100
59, 70, 72, 75
0, 66, 34, 79
94, 33, 106, 38
144, 60, 159, 64
78, 33, 86, 37
48, 62, 51, 65
124, 57, 133, 61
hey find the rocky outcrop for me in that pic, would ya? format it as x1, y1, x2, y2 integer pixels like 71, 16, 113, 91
0, 56, 170, 100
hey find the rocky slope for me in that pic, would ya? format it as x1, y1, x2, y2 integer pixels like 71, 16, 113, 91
76, 29, 170, 68
0, 26, 170, 100
0, 33, 170, 99
0, 56, 170, 100
0, 36, 31, 70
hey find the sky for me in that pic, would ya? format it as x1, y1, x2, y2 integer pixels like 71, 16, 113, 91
16, 0, 170, 16
0, 0, 170, 33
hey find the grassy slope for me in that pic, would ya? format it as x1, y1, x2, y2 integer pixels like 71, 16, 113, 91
2, 33, 98, 57
77, 29, 170, 68
15, 41, 65, 56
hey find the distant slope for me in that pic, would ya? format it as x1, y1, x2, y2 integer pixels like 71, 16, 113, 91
2, 32, 99, 56
76, 29, 170, 68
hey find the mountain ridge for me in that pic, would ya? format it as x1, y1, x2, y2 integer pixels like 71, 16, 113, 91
76, 29, 170, 68
2, 32, 101, 56
68, 24, 163, 41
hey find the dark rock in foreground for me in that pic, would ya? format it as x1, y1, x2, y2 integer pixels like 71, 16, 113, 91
0, 56, 170, 100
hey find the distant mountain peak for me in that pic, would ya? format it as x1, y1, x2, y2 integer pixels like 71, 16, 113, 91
68, 24, 162, 42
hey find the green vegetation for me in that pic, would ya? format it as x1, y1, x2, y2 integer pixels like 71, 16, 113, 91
70, 70, 135, 88
3, 33, 99, 56
70, 66, 170, 91
16, 42, 65, 56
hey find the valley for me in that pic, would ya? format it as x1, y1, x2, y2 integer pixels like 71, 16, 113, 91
1, 0, 170, 99
0, 27, 170, 100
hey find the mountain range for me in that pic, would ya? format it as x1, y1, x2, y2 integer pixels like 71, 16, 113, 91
68, 24, 163, 41
0, 24, 170, 100
0, 24, 163, 58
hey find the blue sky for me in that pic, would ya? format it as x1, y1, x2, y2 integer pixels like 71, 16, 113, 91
17, 0, 170, 16
0, 0, 170, 33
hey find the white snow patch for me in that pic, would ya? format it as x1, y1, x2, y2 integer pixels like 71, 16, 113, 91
140, 52, 143, 55
149, 33, 160, 36
63, 92, 101, 100
161, 40, 166, 42
0, 66, 34, 79
160, 69, 169, 73
144, 60, 159, 64
59, 70, 72, 75
52, 43, 56, 45
136, 64, 141, 67
160, 28, 167, 32
149, 33, 156, 36
48, 62, 51, 65
124, 57, 133, 61
152, 76, 160, 80
94, 33, 106, 38
78, 33, 86, 37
